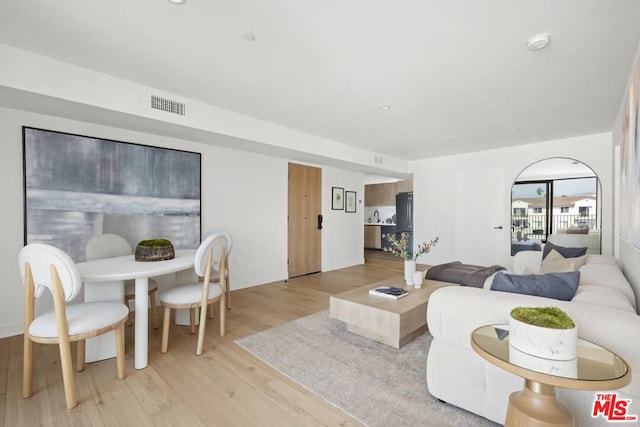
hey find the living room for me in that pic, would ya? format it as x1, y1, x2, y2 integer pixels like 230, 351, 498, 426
2, 2, 640, 425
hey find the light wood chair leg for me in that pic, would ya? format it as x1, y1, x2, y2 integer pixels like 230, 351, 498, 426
76, 340, 85, 372
220, 297, 226, 337
23, 265, 35, 400
115, 324, 126, 379
149, 290, 159, 329
58, 338, 78, 409
22, 336, 33, 399
208, 303, 214, 319
124, 296, 134, 327
226, 279, 231, 310
161, 307, 171, 354
196, 303, 209, 356
189, 308, 196, 334
49, 264, 77, 409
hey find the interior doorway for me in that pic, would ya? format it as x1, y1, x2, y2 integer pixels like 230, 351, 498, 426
456, 167, 506, 266
288, 163, 322, 277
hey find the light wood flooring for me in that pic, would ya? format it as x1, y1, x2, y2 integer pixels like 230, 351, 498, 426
1, 250, 406, 426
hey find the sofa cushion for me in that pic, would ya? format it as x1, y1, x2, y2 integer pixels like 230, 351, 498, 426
584, 254, 621, 267
579, 263, 637, 310
490, 271, 580, 301
540, 249, 586, 273
571, 285, 636, 313
542, 242, 587, 260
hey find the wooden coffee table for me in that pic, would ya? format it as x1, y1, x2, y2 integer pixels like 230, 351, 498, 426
329, 278, 453, 348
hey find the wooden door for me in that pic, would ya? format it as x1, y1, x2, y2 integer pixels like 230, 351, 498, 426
288, 163, 322, 277
456, 168, 506, 265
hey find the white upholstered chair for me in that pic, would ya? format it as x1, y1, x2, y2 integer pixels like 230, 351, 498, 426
85, 234, 159, 328
20, 243, 128, 409
160, 232, 227, 355
203, 228, 233, 310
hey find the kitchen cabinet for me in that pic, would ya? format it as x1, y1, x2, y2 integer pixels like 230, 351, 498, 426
365, 182, 396, 206
364, 179, 413, 206
364, 225, 382, 249
380, 225, 396, 251
397, 178, 413, 193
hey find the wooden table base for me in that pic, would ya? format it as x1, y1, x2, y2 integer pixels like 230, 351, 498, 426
506, 379, 573, 427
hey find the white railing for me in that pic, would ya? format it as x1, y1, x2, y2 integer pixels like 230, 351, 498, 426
511, 214, 597, 239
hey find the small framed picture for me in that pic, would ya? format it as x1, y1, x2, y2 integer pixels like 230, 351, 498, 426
332, 187, 344, 210
345, 191, 356, 213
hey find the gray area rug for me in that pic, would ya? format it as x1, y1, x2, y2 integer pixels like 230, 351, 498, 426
235, 310, 498, 427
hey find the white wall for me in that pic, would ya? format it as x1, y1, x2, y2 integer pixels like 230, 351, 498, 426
322, 167, 365, 269
409, 133, 613, 268
0, 106, 365, 337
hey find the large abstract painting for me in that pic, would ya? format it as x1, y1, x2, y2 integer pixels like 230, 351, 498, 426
23, 127, 201, 262
633, 60, 640, 249
620, 85, 633, 241
620, 57, 640, 250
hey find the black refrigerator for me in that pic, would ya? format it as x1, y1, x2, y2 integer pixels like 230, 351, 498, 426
396, 192, 413, 257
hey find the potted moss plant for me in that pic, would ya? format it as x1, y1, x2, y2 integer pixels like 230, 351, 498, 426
135, 238, 175, 261
509, 306, 577, 361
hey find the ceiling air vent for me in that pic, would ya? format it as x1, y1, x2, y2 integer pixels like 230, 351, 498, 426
150, 94, 186, 116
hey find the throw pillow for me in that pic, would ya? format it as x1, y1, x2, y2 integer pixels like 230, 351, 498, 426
540, 249, 586, 274
490, 271, 580, 301
542, 241, 587, 260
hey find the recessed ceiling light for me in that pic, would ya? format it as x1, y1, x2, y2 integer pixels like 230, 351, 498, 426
167, 0, 186, 4
527, 33, 550, 51
379, 105, 391, 110
242, 33, 256, 42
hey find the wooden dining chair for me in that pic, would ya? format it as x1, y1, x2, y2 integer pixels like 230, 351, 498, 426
86, 233, 159, 328
20, 243, 129, 409
202, 228, 233, 310
159, 233, 227, 355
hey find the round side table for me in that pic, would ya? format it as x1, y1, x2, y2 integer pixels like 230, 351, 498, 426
471, 324, 631, 427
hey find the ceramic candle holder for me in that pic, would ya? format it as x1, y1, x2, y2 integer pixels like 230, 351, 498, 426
413, 271, 423, 288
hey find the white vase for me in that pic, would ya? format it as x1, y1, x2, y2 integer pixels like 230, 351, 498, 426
509, 316, 577, 361
404, 260, 416, 286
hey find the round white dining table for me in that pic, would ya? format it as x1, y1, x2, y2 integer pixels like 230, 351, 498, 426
77, 249, 196, 369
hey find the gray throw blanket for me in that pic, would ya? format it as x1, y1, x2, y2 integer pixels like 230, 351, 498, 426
425, 261, 505, 288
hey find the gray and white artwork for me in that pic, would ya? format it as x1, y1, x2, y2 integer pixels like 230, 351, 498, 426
23, 128, 201, 261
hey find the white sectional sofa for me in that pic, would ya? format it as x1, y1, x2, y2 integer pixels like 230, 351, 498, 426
426, 251, 640, 426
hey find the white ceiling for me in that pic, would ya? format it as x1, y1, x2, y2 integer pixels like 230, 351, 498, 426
1, 0, 639, 161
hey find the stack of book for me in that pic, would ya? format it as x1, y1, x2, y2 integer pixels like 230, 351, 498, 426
368, 286, 409, 300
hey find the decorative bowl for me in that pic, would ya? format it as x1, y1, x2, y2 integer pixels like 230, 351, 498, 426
135, 239, 175, 262
509, 315, 577, 361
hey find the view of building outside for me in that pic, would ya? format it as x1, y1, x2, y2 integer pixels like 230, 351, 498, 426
512, 177, 597, 241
